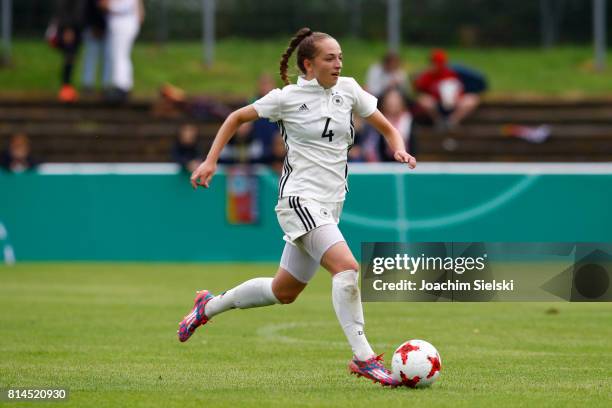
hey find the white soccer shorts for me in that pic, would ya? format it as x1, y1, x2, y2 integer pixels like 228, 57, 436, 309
275, 196, 343, 244
277, 196, 346, 283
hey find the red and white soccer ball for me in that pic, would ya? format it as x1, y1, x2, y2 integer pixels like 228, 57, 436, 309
391, 339, 442, 388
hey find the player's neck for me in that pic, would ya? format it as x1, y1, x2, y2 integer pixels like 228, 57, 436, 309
303, 74, 333, 89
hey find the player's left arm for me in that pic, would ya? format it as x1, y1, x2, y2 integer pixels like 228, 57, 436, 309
364, 110, 416, 169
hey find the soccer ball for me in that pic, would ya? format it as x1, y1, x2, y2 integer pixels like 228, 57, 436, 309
391, 339, 442, 388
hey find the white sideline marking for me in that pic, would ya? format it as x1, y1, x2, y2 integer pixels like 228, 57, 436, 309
256, 322, 392, 349
36, 162, 612, 175
38, 163, 181, 175
257, 322, 352, 347
350, 162, 612, 174
257, 322, 605, 356
37, 163, 274, 175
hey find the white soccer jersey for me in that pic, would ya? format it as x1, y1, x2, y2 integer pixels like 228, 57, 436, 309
252, 76, 377, 203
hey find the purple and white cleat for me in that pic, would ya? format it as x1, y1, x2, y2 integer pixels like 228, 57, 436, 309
348, 354, 399, 387
177, 290, 214, 343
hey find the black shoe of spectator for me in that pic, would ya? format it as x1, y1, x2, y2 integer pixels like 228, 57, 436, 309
104, 87, 129, 105
80, 87, 97, 99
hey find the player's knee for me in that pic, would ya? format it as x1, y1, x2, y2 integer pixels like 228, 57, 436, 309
275, 291, 298, 304
346, 259, 360, 272
332, 258, 359, 274
271, 284, 300, 304
340, 255, 359, 272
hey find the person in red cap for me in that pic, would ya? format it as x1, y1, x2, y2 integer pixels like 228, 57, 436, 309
414, 49, 481, 130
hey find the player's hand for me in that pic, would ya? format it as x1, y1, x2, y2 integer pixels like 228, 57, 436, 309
190, 160, 217, 189
394, 150, 417, 169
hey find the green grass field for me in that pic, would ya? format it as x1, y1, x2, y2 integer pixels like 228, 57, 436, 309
1, 39, 612, 97
1, 263, 611, 407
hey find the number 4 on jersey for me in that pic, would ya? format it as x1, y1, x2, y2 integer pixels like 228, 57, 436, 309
321, 118, 334, 142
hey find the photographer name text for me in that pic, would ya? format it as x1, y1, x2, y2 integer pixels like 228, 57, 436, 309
372, 279, 515, 291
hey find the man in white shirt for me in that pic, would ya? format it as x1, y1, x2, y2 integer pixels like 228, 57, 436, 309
365, 51, 408, 97
103, 0, 143, 102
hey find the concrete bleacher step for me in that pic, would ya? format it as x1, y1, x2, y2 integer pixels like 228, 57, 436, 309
0, 122, 219, 137
418, 135, 612, 155
1, 98, 611, 163
421, 124, 612, 138
467, 107, 612, 124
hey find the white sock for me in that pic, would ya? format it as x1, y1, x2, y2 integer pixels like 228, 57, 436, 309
332, 270, 375, 361
204, 277, 280, 318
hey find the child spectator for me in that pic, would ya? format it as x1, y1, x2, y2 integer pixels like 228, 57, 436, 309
362, 87, 414, 162
269, 133, 287, 175
347, 115, 367, 163
171, 124, 202, 173
217, 123, 263, 165
246, 74, 283, 165
0, 133, 39, 173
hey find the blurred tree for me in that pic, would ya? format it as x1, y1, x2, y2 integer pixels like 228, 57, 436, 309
6, 0, 611, 46
540, 0, 567, 48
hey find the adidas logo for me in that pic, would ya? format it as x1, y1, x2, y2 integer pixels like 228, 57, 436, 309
298, 103, 309, 112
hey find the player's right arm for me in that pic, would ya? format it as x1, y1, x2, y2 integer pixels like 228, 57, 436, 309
190, 105, 259, 189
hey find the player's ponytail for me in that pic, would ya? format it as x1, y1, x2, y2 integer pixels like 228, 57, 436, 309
279, 27, 313, 86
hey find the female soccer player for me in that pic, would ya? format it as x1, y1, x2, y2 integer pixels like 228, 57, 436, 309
178, 27, 416, 386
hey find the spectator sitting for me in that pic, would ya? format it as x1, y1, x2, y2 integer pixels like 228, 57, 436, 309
0, 133, 39, 173
362, 87, 414, 162
245, 74, 282, 165
365, 51, 408, 97
269, 133, 287, 175
347, 115, 367, 162
218, 123, 264, 165
171, 124, 202, 173
216, 73, 284, 166
450, 63, 488, 95
413, 49, 485, 130
153, 83, 231, 120
249, 73, 277, 103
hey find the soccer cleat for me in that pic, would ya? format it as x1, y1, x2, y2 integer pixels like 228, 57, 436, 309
177, 290, 214, 342
348, 354, 399, 387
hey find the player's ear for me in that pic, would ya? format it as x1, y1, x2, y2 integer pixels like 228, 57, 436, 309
303, 58, 314, 74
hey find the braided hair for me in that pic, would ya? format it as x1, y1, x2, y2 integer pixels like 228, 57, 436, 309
279, 27, 332, 85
